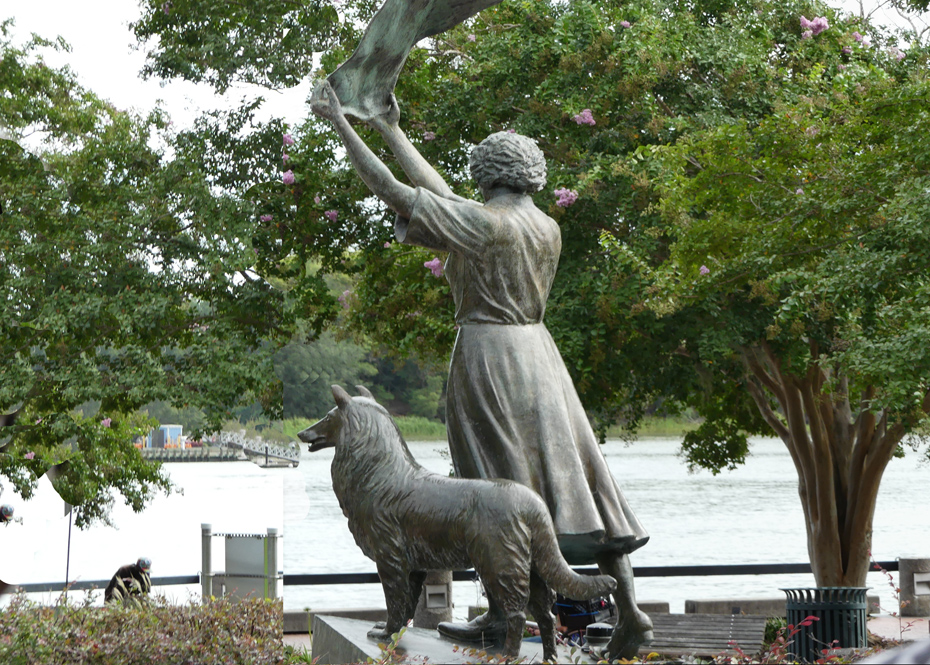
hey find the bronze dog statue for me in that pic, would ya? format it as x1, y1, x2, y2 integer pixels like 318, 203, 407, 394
299, 385, 617, 660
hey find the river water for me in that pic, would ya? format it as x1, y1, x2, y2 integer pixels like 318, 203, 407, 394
2, 437, 927, 617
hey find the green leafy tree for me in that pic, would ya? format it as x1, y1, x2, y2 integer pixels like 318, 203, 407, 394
276, 331, 376, 420
0, 21, 307, 526
131, 0, 929, 586
636, 48, 930, 585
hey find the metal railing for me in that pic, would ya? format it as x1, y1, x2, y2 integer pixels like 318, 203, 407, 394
281, 561, 900, 586
14, 576, 199, 594
10, 561, 899, 594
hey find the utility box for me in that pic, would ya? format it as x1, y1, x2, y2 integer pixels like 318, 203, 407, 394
900, 558, 930, 617
201, 524, 281, 600
413, 570, 452, 629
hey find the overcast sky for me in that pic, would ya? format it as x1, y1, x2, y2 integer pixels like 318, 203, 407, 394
6, 0, 311, 131
4, 0, 924, 132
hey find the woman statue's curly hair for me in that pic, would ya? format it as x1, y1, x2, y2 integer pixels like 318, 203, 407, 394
469, 132, 547, 194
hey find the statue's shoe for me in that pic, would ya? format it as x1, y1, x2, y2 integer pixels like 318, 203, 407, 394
436, 615, 506, 644
603, 609, 655, 661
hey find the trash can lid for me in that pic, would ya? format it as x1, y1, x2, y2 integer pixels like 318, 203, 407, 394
585, 623, 614, 639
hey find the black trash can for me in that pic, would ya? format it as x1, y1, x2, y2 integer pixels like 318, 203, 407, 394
781, 587, 868, 662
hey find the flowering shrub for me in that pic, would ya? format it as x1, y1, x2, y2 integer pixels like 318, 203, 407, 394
0, 592, 285, 665
554, 188, 578, 207
800, 16, 829, 36
283, 170, 295, 185
572, 109, 596, 126
324, 209, 338, 222
424, 258, 444, 278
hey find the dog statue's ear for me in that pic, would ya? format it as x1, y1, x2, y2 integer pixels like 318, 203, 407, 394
332, 385, 352, 410
355, 385, 374, 399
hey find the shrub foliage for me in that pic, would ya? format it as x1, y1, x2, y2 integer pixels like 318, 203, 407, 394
0, 593, 284, 665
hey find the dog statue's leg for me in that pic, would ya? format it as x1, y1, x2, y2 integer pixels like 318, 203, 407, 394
482, 561, 531, 659
405, 570, 427, 625
501, 610, 527, 659
369, 560, 411, 640
527, 570, 557, 662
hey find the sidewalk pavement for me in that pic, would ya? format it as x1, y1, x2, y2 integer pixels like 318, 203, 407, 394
284, 632, 312, 652
283, 615, 930, 657
868, 615, 930, 642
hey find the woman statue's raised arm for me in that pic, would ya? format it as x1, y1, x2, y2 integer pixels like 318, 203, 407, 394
368, 95, 462, 201
309, 81, 417, 218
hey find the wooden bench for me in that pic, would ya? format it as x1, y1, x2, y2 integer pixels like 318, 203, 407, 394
639, 613, 768, 659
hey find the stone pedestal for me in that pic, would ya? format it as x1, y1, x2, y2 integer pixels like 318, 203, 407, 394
899, 558, 930, 617
310, 614, 593, 665
413, 570, 453, 629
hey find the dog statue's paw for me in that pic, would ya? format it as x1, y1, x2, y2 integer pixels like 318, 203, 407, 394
367, 622, 394, 641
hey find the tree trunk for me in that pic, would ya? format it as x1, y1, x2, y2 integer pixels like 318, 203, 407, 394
740, 342, 912, 587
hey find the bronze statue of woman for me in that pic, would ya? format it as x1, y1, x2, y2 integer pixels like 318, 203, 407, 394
310, 81, 653, 660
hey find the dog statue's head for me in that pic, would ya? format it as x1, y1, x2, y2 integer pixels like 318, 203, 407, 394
297, 384, 376, 452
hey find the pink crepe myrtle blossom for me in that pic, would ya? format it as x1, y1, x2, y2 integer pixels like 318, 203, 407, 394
801, 30, 813, 40
554, 188, 578, 207
699, 265, 710, 275
852, 31, 864, 42
796, 188, 804, 195
338, 290, 351, 310
24, 451, 35, 460
423, 131, 436, 141
102, 418, 112, 428
889, 47, 905, 61
800, 16, 829, 36
842, 46, 852, 55
838, 63, 847, 70
620, 20, 631, 28
424, 258, 444, 278
314, 195, 321, 204
260, 214, 273, 222
467, 34, 476, 42
384, 242, 392, 248
325, 210, 338, 222
283, 153, 290, 162
573, 109, 596, 126
283, 133, 295, 146
283, 170, 295, 185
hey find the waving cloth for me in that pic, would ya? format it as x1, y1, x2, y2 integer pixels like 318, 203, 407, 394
328, 0, 503, 120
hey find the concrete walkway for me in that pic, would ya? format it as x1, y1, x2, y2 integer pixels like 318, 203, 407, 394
284, 615, 930, 659
284, 632, 312, 652
868, 615, 930, 642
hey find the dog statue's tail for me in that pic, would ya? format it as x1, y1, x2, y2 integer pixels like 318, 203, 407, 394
529, 510, 618, 600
